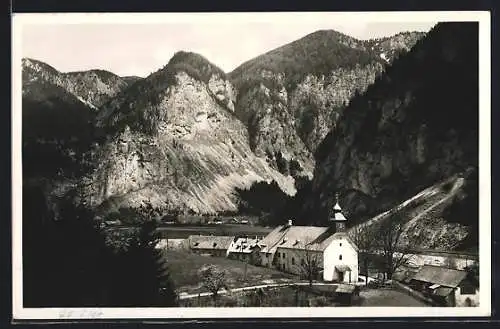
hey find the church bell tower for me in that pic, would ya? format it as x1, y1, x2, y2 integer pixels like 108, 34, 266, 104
330, 193, 347, 233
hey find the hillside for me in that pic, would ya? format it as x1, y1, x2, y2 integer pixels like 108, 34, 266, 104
22, 58, 133, 109
22, 71, 96, 180
82, 51, 296, 217
228, 30, 426, 177
364, 31, 427, 63
300, 22, 479, 250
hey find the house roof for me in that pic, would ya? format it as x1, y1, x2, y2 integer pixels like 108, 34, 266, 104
227, 237, 259, 254
187, 235, 235, 251
334, 212, 347, 221
335, 265, 352, 272
258, 225, 358, 254
411, 265, 468, 288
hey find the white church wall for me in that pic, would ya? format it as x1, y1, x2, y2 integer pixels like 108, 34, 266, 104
323, 237, 358, 283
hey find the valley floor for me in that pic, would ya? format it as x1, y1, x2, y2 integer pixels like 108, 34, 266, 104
167, 250, 429, 307
165, 250, 295, 295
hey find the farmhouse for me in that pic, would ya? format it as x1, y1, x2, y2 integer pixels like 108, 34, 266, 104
227, 236, 260, 263
257, 198, 359, 283
187, 235, 235, 257
409, 264, 479, 306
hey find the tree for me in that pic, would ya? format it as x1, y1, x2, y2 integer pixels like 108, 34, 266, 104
293, 239, 323, 287
373, 212, 422, 280
23, 187, 117, 307
348, 224, 377, 285
117, 220, 178, 306
198, 265, 229, 306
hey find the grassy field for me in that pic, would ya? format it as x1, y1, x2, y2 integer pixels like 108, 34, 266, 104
165, 250, 294, 294
157, 224, 273, 239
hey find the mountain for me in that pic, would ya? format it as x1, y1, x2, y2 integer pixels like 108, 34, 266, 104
228, 30, 426, 178
121, 76, 143, 85
22, 58, 133, 109
80, 51, 296, 217
298, 22, 479, 251
20, 28, 439, 223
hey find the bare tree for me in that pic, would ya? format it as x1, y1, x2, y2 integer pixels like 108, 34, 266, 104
444, 257, 458, 269
373, 212, 421, 281
198, 265, 229, 306
293, 239, 323, 287
348, 224, 377, 286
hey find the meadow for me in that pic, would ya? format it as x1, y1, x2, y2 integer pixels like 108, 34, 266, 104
165, 250, 294, 294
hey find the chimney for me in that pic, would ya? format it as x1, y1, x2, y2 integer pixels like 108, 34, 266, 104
288, 219, 293, 226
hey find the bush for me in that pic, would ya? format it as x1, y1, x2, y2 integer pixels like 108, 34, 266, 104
309, 296, 330, 307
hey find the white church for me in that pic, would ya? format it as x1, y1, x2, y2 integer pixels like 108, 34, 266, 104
256, 196, 359, 283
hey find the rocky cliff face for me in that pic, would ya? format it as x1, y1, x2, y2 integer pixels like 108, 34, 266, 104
303, 22, 479, 250
22, 58, 132, 109
83, 53, 296, 216
229, 30, 425, 178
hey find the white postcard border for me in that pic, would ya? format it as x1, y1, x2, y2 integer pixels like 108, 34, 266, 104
11, 11, 492, 320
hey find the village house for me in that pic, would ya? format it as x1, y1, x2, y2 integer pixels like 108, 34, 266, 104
256, 198, 359, 284
186, 235, 235, 257
408, 264, 479, 307
227, 236, 260, 264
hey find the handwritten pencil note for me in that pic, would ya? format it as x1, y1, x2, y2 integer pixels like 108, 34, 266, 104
58, 309, 104, 319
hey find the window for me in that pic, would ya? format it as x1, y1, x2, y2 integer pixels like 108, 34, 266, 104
283, 253, 285, 259
460, 283, 476, 295
292, 257, 295, 265
339, 242, 342, 247
277, 252, 280, 257
301, 259, 305, 266
339, 254, 343, 260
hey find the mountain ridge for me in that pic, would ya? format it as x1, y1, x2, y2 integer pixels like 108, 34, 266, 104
22, 57, 134, 110
227, 29, 426, 178
23, 24, 476, 243
296, 22, 479, 250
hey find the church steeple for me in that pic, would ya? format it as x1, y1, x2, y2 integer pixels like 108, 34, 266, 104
330, 192, 347, 232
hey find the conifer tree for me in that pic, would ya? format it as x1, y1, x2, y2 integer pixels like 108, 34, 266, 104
119, 218, 178, 306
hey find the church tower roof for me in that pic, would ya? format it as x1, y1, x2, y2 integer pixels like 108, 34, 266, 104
330, 192, 347, 221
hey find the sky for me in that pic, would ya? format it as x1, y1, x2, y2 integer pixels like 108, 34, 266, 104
18, 13, 439, 77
